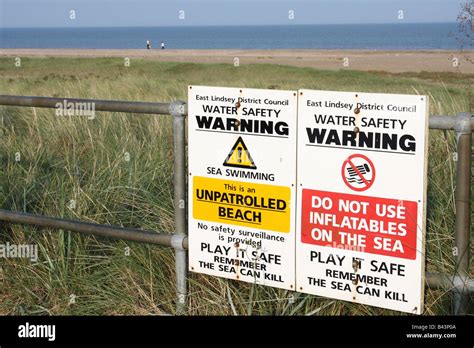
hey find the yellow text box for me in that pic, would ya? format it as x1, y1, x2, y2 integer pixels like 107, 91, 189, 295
193, 176, 291, 233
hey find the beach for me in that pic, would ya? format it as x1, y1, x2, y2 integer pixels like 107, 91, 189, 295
1, 49, 474, 74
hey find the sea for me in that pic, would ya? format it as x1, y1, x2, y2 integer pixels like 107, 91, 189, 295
0, 23, 461, 50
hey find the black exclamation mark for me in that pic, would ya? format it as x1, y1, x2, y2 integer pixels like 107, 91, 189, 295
237, 146, 242, 163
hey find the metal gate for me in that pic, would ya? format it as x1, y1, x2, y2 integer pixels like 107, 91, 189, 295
0, 95, 472, 315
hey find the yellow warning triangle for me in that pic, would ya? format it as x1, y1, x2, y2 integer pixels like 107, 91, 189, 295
223, 137, 257, 169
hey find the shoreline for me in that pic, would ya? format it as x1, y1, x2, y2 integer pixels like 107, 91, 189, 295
1, 49, 474, 73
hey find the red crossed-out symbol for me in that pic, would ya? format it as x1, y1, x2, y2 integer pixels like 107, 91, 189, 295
341, 154, 376, 192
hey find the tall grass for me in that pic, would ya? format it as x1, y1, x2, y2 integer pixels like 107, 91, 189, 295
0, 57, 472, 315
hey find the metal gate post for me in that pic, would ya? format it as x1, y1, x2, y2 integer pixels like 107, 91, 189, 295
170, 101, 188, 315
453, 112, 472, 315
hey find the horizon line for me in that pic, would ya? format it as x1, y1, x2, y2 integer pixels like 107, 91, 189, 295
0, 21, 458, 30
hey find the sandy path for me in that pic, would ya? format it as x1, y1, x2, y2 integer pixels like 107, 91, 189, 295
1, 49, 474, 74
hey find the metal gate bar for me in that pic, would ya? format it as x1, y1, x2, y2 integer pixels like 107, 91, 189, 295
170, 101, 188, 315
0, 209, 188, 249
452, 113, 472, 314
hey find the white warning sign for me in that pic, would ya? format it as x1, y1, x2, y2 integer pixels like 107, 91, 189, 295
296, 90, 429, 314
188, 85, 297, 290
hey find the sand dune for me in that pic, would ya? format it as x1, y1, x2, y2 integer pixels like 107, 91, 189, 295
1, 49, 474, 73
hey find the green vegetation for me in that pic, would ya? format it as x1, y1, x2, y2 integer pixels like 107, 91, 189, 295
0, 57, 471, 315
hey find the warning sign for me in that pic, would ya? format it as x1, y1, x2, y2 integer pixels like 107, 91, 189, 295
300, 190, 418, 259
193, 176, 290, 232
223, 137, 257, 169
296, 90, 429, 314
342, 154, 375, 191
188, 85, 297, 290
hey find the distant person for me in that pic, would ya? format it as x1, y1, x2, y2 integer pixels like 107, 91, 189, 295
161, 41, 165, 50
146, 40, 151, 49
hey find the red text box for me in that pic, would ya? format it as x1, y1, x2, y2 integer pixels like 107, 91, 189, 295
301, 189, 418, 260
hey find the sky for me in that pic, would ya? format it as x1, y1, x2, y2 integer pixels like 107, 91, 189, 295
0, 0, 464, 28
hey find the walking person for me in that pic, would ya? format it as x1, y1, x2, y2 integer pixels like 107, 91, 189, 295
146, 40, 151, 49
161, 41, 165, 50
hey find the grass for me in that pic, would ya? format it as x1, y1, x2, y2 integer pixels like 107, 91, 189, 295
0, 57, 472, 315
